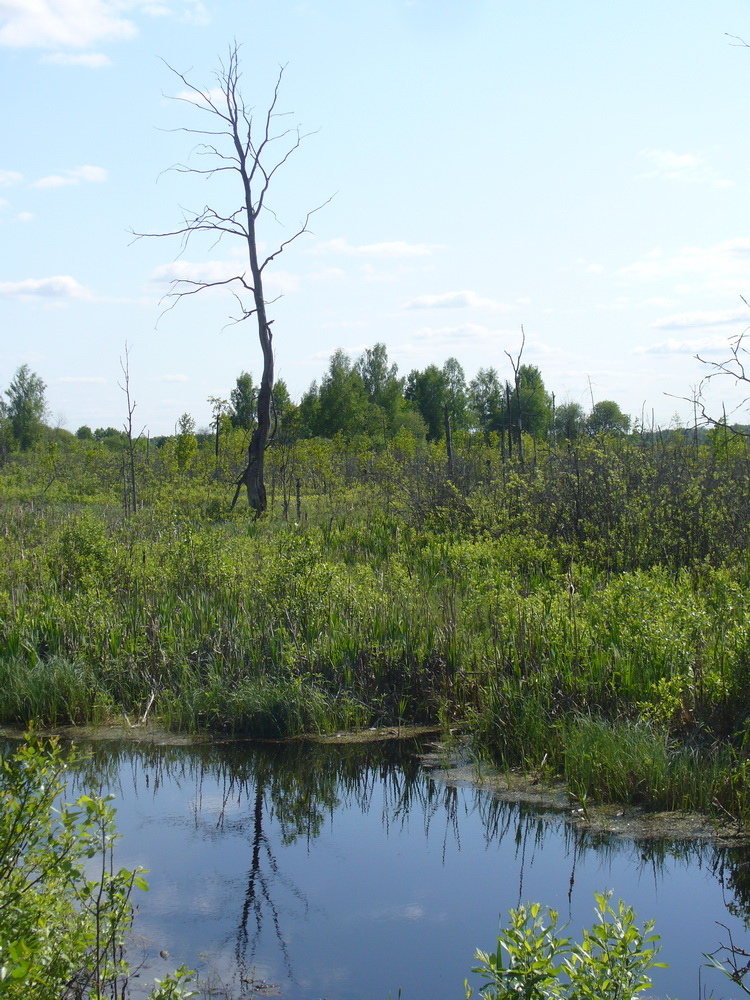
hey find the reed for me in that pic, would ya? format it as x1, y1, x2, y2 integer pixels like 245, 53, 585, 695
3, 434, 750, 820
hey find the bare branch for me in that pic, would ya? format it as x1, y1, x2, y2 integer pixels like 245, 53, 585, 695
260, 197, 334, 270
134, 43, 327, 515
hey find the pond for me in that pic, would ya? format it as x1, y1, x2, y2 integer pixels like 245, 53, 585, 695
38, 735, 750, 998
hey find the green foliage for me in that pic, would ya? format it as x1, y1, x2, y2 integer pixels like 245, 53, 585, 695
0, 736, 197, 999
175, 413, 198, 471
405, 358, 468, 440
467, 891, 665, 1000
4, 364, 47, 451
230, 371, 256, 430
587, 399, 631, 436
3, 413, 750, 821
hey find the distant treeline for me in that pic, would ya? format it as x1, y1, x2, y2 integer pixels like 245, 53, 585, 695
0, 345, 660, 458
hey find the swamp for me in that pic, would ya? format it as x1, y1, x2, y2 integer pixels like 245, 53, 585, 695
3, 423, 750, 997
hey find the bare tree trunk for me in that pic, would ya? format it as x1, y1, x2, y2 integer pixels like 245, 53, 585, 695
119, 344, 139, 514
135, 46, 326, 518
443, 404, 454, 479
505, 327, 526, 469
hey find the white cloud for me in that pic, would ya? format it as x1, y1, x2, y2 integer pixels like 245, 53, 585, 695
638, 149, 732, 188
0, 0, 209, 49
312, 237, 444, 257
16, 212, 34, 222
403, 290, 504, 310
574, 257, 604, 274
411, 322, 501, 345
619, 238, 750, 297
310, 267, 345, 280
0, 169, 22, 186
152, 260, 299, 294
651, 308, 748, 332
173, 85, 226, 106
31, 165, 107, 188
147, 0, 208, 25
0, 0, 138, 49
636, 335, 739, 356
41, 51, 110, 66
152, 259, 240, 285
0, 275, 92, 300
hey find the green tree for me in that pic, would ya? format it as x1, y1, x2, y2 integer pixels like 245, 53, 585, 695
175, 413, 198, 471
5, 364, 47, 450
508, 364, 552, 440
587, 399, 630, 435
272, 378, 293, 419
230, 371, 257, 430
442, 357, 468, 429
469, 367, 504, 438
297, 381, 321, 437
406, 358, 468, 441
314, 349, 373, 439
553, 400, 585, 441
355, 343, 404, 436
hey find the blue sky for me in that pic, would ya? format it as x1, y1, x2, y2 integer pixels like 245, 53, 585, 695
2, 0, 750, 435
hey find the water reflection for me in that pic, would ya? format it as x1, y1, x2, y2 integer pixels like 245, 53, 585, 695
8, 735, 750, 999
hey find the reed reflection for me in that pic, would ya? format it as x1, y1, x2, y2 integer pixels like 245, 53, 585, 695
20, 734, 750, 993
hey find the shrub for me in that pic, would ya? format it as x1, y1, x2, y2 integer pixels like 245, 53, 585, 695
0, 735, 196, 999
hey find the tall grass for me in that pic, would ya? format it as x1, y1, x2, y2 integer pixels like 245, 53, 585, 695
3, 434, 750, 820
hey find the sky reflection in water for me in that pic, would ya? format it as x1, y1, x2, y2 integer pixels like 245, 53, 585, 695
64, 738, 750, 1000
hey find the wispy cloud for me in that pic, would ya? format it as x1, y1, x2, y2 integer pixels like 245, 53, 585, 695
151, 260, 299, 294
41, 51, 111, 67
31, 165, 107, 189
0, 275, 92, 300
411, 322, 505, 346
637, 149, 732, 188
0, 169, 22, 186
651, 308, 748, 332
619, 238, 750, 296
636, 335, 739, 356
403, 290, 505, 310
637, 307, 750, 356
0, 0, 137, 49
312, 237, 444, 258
574, 257, 605, 274
0, 0, 207, 51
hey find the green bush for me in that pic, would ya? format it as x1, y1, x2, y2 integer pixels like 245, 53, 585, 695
0, 736, 196, 999
466, 891, 665, 1000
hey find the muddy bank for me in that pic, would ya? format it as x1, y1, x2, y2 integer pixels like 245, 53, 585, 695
420, 749, 750, 846
3, 722, 747, 844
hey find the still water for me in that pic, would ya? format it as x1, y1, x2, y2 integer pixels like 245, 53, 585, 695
62, 737, 750, 999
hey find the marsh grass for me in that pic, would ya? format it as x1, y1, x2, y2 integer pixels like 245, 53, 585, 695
3, 436, 750, 819
563, 716, 750, 819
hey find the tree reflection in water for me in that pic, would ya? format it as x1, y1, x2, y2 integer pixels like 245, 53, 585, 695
10, 733, 750, 997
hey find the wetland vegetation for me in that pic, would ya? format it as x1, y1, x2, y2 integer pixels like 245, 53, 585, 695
2, 374, 750, 828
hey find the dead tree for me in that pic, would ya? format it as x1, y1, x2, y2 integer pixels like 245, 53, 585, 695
505, 326, 526, 468
136, 45, 325, 515
119, 344, 142, 514
677, 300, 750, 440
